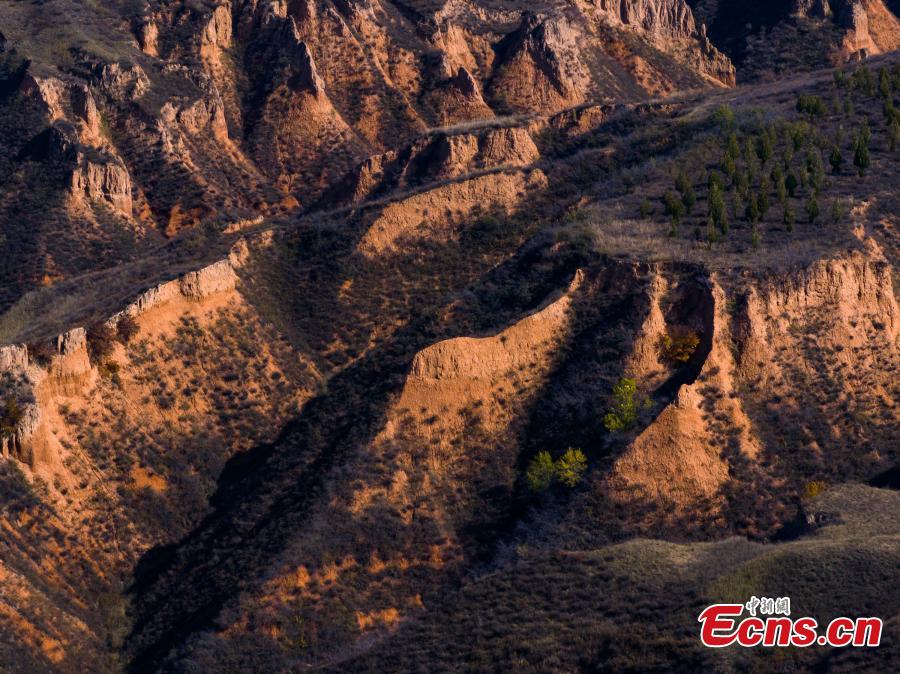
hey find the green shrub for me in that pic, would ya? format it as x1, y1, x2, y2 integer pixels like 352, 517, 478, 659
659, 328, 701, 364
708, 183, 727, 230
757, 132, 774, 164
804, 480, 827, 499
890, 119, 900, 151
853, 137, 870, 176
829, 199, 846, 225
879, 67, 891, 99
744, 194, 760, 223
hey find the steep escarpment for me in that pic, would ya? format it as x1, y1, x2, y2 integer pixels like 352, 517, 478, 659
598, 252, 899, 538
0, 251, 319, 672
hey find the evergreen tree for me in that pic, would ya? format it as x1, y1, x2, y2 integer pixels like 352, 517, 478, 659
708, 182, 727, 230
890, 118, 900, 152
786, 171, 799, 197
830, 199, 846, 225
676, 173, 696, 213
879, 67, 892, 99
834, 68, 847, 89
806, 193, 820, 223
707, 215, 719, 244
784, 204, 796, 232
853, 133, 871, 177
724, 154, 737, 180
639, 198, 653, 218
772, 165, 787, 204
829, 145, 843, 174
726, 132, 741, 161
732, 194, 744, 221
807, 150, 825, 194
784, 142, 795, 166
734, 169, 750, 197
844, 97, 855, 118
745, 194, 760, 223
759, 186, 770, 218
744, 137, 760, 182
663, 191, 684, 224
758, 131, 775, 164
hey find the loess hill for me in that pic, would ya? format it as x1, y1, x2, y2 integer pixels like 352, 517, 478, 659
0, 1, 897, 673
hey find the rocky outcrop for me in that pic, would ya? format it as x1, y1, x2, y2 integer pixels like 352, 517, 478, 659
237, 1, 365, 195
325, 125, 540, 206
136, 20, 160, 56
70, 151, 133, 217
93, 62, 150, 101
430, 66, 495, 125
793, 0, 900, 60
596, 0, 697, 36
794, 0, 834, 17
109, 260, 239, 324
489, 13, 591, 114
856, 0, 900, 54
696, 24, 737, 86
410, 274, 581, 384
0, 346, 28, 371
595, 0, 735, 85
160, 85, 230, 142
202, 3, 233, 52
